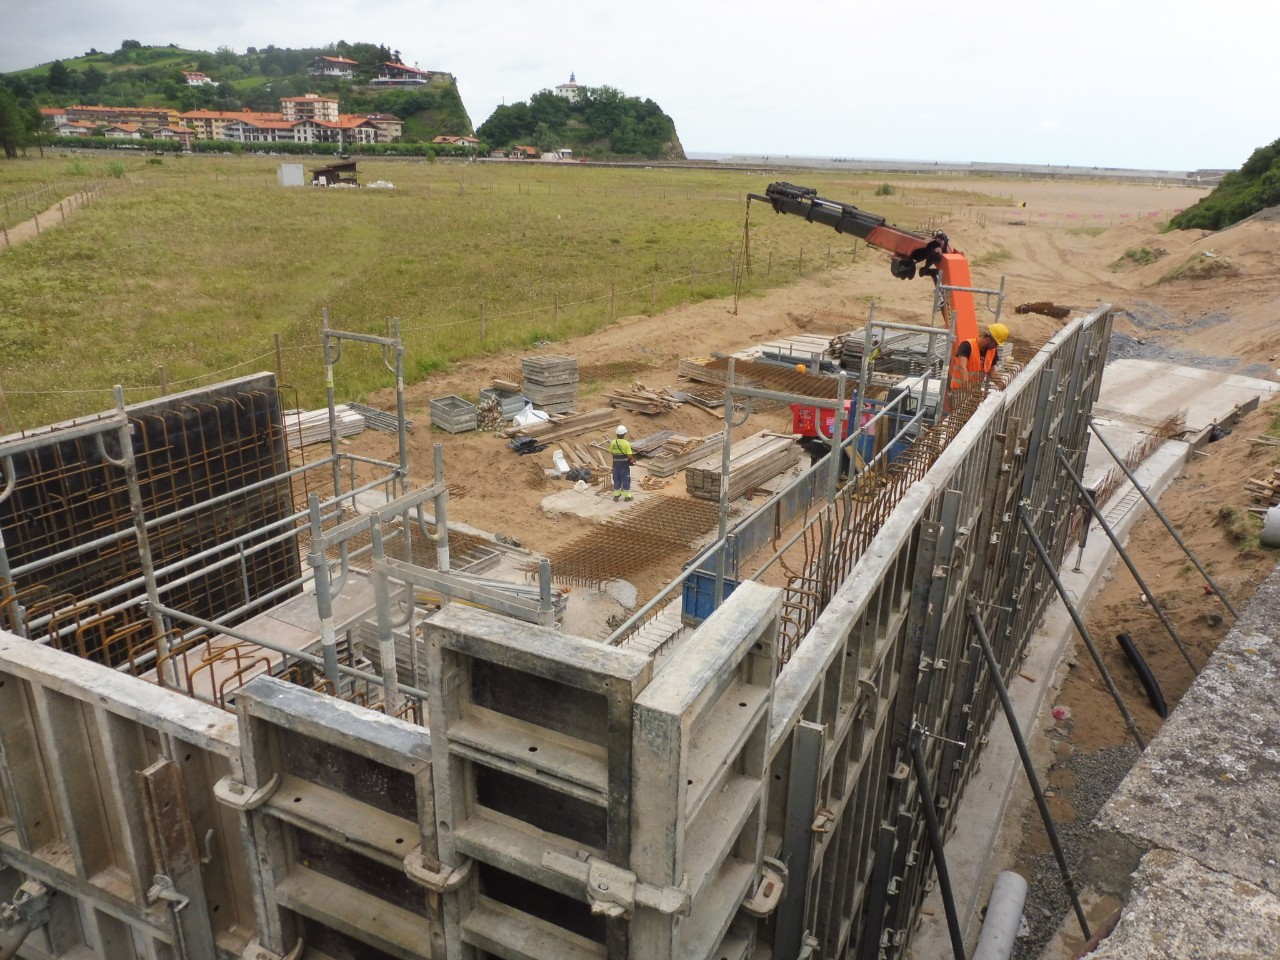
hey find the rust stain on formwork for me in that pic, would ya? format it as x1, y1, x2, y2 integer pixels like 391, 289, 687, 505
538, 496, 720, 586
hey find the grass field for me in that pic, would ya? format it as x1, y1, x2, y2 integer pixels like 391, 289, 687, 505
0, 153, 1006, 427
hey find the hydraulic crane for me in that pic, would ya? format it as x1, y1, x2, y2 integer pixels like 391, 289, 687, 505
748, 181, 979, 344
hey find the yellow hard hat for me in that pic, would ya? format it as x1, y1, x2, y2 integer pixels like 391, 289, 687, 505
987, 322, 1010, 344
796, 363, 808, 374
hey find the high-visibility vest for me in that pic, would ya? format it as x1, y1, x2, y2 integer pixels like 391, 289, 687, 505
950, 338, 996, 390
609, 438, 633, 462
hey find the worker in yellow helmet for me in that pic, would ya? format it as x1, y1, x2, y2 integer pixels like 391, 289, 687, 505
949, 322, 1010, 395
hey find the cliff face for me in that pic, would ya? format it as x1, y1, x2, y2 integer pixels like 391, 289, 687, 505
662, 134, 687, 161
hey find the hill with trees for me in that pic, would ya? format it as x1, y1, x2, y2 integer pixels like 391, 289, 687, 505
1171, 137, 1280, 231
477, 87, 683, 161
0, 40, 474, 147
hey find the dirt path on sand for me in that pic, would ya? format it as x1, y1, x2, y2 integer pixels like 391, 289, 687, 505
1, 191, 95, 249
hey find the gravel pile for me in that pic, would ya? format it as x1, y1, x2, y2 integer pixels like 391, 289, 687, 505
1011, 737, 1142, 960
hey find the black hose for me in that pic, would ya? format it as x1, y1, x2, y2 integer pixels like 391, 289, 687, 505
910, 732, 967, 960
1116, 632, 1169, 719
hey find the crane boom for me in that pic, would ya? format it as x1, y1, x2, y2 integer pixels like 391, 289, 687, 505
749, 182, 978, 343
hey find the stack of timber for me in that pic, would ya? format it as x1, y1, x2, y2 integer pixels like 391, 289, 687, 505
646, 432, 726, 478
283, 406, 365, 449
1245, 462, 1280, 506
522, 355, 579, 415
606, 382, 681, 415
502, 407, 618, 443
684, 431, 801, 501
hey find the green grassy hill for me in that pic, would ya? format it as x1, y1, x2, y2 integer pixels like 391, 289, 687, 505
1171, 137, 1280, 231
1, 41, 474, 142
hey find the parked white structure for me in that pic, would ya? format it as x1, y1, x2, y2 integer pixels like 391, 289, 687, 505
554, 71, 581, 102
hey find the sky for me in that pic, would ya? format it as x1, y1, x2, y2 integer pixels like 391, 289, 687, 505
1, 0, 1273, 171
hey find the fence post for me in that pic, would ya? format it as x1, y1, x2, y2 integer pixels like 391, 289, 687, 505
158, 365, 169, 395
2, 225, 7, 249
274, 333, 284, 384
554, 291, 559, 324
798, 246, 803, 274
480, 302, 486, 340
60, 202, 66, 225
33, 213, 39, 235
609, 283, 616, 322
767, 251, 772, 278
691, 267, 697, 295
826, 243, 831, 269
651, 273, 657, 313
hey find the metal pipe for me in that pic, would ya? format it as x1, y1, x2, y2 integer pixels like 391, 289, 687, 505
1088, 418, 1237, 619
1017, 504, 1146, 750
1055, 448, 1198, 675
103, 388, 173, 680
909, 729, 966, 960
433, 444, 451, 573
969, 604, 1091, 939
308, 494, 343, 688
148, 600, 430, 701
322, 308, 344, 506
972, 871, 1029, 960
370, 523, 403, 714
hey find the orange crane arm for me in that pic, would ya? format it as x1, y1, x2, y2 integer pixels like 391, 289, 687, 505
749, 182, 978, 343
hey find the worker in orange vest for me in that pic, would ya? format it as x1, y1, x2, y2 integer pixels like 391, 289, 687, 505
950, 322, 1010, 394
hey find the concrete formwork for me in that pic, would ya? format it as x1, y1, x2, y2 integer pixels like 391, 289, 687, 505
0, 308, 1116, 959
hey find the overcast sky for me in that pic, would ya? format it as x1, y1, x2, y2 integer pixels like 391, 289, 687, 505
2, 0, 1272, 171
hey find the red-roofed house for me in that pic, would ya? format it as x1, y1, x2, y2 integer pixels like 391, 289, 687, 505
364, 113, 403, 142
510, 144, 539, 159
371, 62, 433, 86
432, 136, 480, 150
308, 56, 358, 79
104, 123, 143, 139
153, 126, 196, 148
182, 71, 216, 86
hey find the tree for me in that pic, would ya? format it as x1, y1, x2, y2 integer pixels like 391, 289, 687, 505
48, 60, 73, 94
0, 89, 26, 159
82, 65, 109, 95
26, 105, 51, 157
121, 40, 142, 50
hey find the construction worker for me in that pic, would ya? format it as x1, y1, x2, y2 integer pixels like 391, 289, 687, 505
950, 322, 1010, 394
609, 424, 636, 501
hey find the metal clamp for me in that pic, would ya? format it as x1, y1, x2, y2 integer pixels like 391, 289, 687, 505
741, 857, 787, 918
147, 874, 189, 913
404, 851, 472, 894
542, 851, 690, 919
213, 773, 281, 812
810, 807, 836, 833
0, 880, 52, 931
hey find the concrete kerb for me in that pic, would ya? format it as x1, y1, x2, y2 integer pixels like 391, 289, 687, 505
908, 438, 1191, 959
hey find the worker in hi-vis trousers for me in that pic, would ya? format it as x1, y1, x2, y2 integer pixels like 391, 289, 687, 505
609, 424, 635, 501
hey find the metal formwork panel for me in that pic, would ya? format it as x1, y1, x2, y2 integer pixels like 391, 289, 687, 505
0, 631, 249, 959
225, 674, 438, 960
759, 308, 1113, 959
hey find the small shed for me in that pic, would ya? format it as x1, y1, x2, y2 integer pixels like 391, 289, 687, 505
311, 161, 359, 187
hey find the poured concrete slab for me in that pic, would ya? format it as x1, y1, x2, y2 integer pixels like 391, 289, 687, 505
1086, 849, 1280, 960
1092, 359, 1278, 432
1097, 563, 1280, 896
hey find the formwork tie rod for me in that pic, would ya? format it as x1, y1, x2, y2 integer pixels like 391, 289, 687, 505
1055, 448, 1199, 676
909, 727, 966, 960
967, 602, 1091, 940
1087, 418, 1238, 620
1017, 504, 1146, 751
